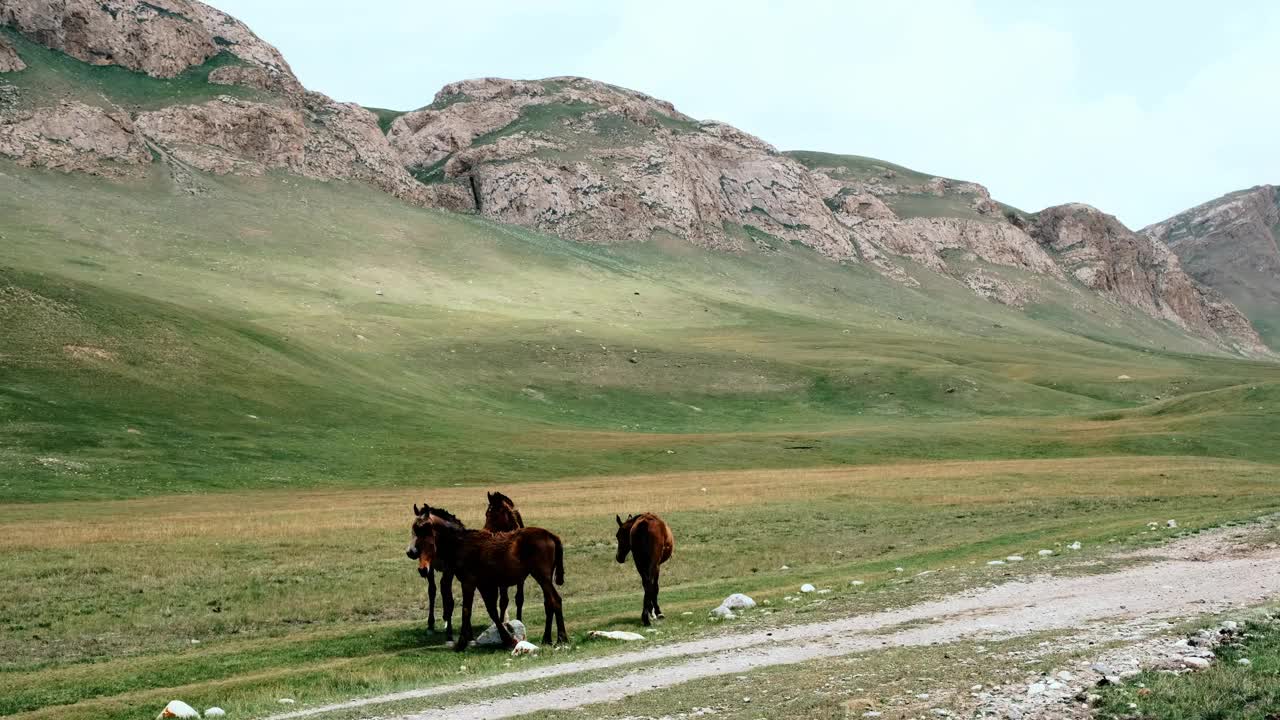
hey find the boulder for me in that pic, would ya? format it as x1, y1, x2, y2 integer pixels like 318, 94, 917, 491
511, 640, 539, 655
473, 619, 526, 647
157, 701, 199, 719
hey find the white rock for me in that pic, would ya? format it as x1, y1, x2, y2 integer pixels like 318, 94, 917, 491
719, 593, 756, 610
800, 583, 816, 593
589, 630, 646, 641
970, 684, 983, 691
1028, 682, 1047, 695
1166, 519, 1178, 529
1221, 620, 1239, 631
862, 713, 882, 718
1182, 656, 1211, 670
893, 567, 904, 573
1238, 658, 1252, 666
1006, 555, 1024, 562
474, 619, 527, 647
277, 699, 296, 705
1090, 663, 1110, 674
780, 565, 790, 570
850, 580, 865, 586
681, 611, 694, 616
1068, 541, 1082, 550
158, 701, 200, 719
204, 709, 226, 718
1117, 375, 1132, 380
915, 693, 930, 700
1104, 675, 1122, 685
987, 560, 1006, 566
1038, 549, 1054, 557
1057, 671, 1074, 681
511, 640, 539, 656
931, 710, 951, 717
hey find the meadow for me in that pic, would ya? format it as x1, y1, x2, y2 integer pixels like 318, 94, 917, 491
2, 163, 1280, 719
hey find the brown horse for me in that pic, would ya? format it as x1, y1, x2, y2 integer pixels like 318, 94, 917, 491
484, 491, 526, 622
615, 513, 675, 626
406, 504, 463, 640
412, 503, 568, 651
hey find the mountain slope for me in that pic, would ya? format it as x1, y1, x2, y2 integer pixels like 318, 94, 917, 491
0, 0, 1268, 356
1145, 185, 1280, 349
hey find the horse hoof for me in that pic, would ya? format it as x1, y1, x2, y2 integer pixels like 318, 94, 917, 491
655, 612, 665, 619
641, 616, 651, 627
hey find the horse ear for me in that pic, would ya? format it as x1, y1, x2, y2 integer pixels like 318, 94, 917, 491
616, 514, 623, 527
413, 504, 420, 516
488, 491, 495, 502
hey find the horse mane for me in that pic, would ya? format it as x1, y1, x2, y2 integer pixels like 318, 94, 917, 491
427, 505, 466, 529
488, 491, 516, 508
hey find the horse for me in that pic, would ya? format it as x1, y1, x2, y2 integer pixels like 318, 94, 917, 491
405, 503, 463, 641
484, 491, 526, 622
615, 513, 675, 626
411, 503, 568, 651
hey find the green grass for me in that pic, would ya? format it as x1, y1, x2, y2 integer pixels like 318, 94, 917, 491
0, 27, 269, 110
364, 106, 407, 134
1096, 617, 1280, 719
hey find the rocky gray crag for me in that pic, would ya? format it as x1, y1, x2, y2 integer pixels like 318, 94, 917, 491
1145, 185, 1280, 350
0, 32, 23, 71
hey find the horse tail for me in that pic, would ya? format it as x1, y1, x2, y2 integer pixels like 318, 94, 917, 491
553, 534, 565, 586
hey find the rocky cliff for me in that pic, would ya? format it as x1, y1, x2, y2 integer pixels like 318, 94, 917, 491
1145, 186, 1280, 349
0, 0, 1270, 355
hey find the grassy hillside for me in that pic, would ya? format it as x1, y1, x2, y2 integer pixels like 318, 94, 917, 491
3, 163, 1278, 502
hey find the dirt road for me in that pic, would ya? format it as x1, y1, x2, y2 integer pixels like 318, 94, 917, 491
267, 529, 1280, 720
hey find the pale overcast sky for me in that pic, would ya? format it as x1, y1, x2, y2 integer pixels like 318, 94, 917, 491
208, 1, 1279, 228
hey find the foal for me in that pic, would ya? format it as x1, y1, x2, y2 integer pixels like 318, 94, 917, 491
412, 504, 568, 651
405, 504, 462, 640
484, 491, 526, 622
615, 513, 675, 626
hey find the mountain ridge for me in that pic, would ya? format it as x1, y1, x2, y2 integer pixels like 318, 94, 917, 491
0, 0, 1271, 357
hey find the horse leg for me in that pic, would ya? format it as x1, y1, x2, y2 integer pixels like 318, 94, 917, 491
515, 579, 525, 622
652, 566, 664, 619
481, 586, 516, 647
550, 582, 568, 645
499, 584, 510, 622
442, 569, 455, 642
425, 568, 437, 632
639, 574, 653, 627
535, 575, 556, 645
454, 582, 475, 652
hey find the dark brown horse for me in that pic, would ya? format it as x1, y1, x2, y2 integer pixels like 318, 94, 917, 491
412, 503, 568, 651
484, 491, 526, 622
405, 504, 462, 640
615, 513, 675, 626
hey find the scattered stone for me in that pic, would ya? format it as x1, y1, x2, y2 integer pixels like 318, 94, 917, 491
277, 699, 295, 705
157, 701, 200, 719
1238, 658, 1252, 666
589, 630, 646, 641
204, 709, 226, 718
1068, 541, 1082, 550
1221, 621, 1239, 631
1182, 656, 1211, 670
474, 619, 527, 647
894, 567, 905, 573
1166, 519, 1178, 529
987, 560, 1006, 566
1038, 549, 1054, 557
1006, 555, 1024, 562
511, 640, 539, 655
850, 580, 865, 586
1027, 682, 1046, 695
800, 583, 816, 593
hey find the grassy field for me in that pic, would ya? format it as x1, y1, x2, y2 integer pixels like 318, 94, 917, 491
2, 82, 1280, 718
4, 457, 1280, 720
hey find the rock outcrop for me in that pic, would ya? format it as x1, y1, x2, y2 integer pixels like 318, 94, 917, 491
1145, 185, 1280, 350
0, 0, 299, 89
0, 100, 151, 175
1032, 204, 1268, 354
0, 33, 23, 72
0, 0, 1270, 355
391, 77, 859, 259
